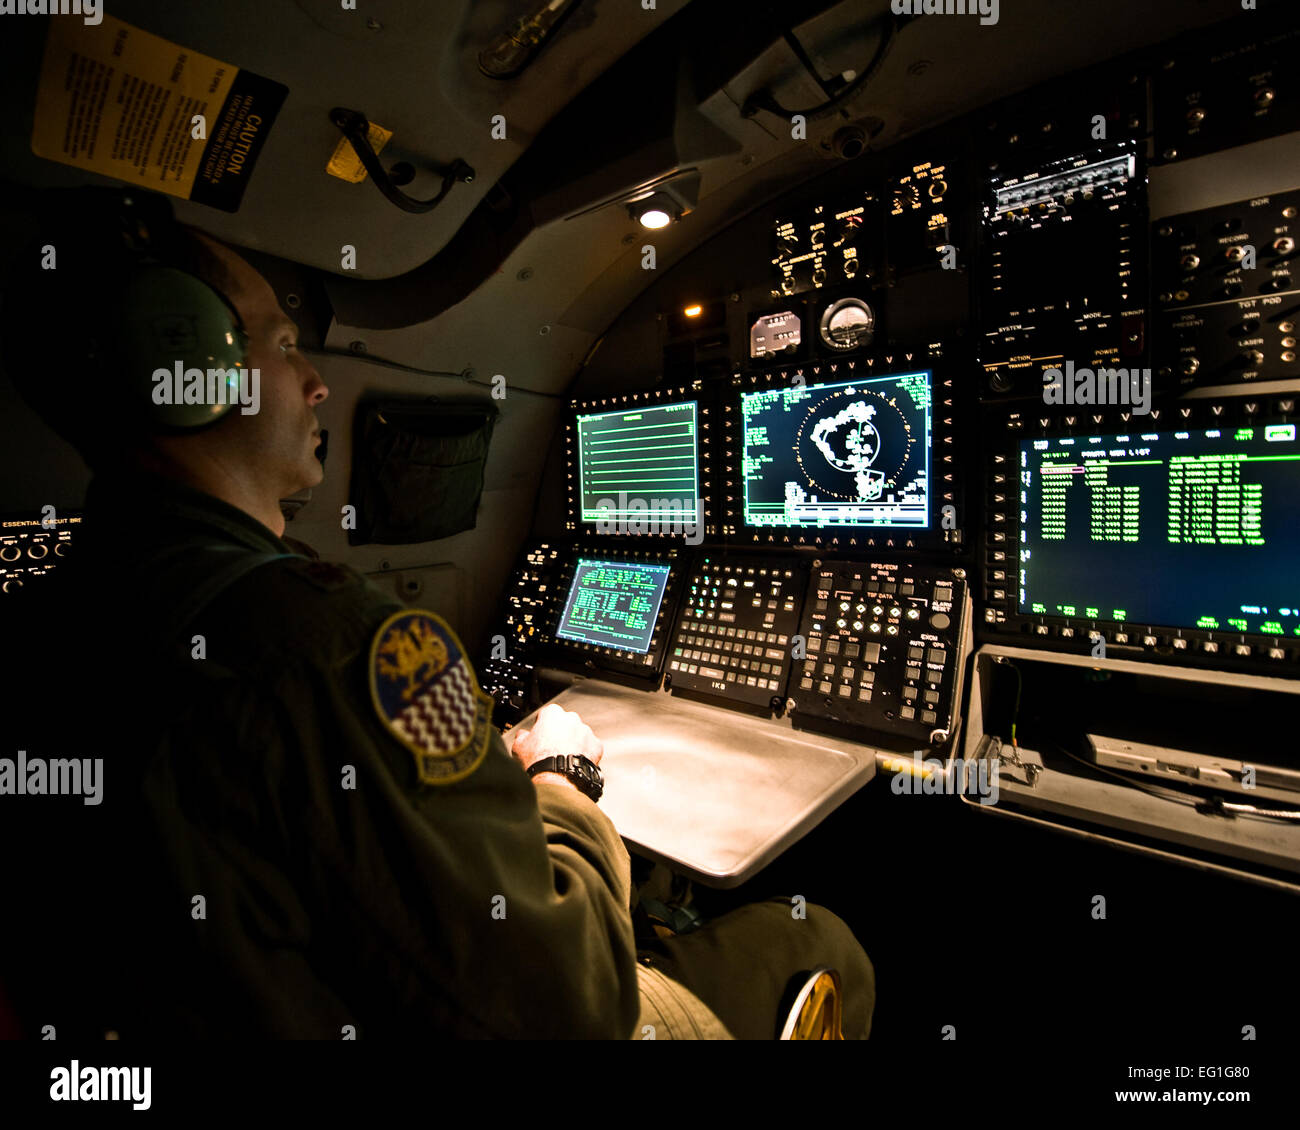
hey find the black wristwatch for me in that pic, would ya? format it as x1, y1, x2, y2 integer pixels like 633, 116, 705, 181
526, 754, 604, 802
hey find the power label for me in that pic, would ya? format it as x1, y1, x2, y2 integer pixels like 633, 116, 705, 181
30, 13, 287, 212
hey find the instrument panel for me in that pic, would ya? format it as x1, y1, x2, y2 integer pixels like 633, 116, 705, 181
556, 7, 1300, 688
481, 540, 970, 750
0, 513, 80, 596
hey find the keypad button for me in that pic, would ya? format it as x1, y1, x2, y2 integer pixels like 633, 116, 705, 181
921, 710, 937, 725
900, 705, 916, 720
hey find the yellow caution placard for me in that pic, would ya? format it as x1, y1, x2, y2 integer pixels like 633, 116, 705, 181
327, 121, 393, 183
30, 13, 288, 212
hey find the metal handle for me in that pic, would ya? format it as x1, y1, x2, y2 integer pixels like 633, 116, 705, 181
329, 108, 475, 215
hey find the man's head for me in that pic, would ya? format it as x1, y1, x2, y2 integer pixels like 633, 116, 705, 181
0, 192, 329, 529
152, 230, 330, 502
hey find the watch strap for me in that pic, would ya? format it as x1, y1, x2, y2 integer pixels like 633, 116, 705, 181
526, 754, 603, 801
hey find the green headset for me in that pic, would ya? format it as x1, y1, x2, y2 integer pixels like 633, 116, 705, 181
109, 191, 251, 430
0, 187, 253, 433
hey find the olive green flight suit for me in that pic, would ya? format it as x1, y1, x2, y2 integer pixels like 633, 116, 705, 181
4, 470, 872, 1040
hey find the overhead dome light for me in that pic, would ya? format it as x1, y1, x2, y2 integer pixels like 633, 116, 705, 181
565, 170, 702, 230
638, 207, 673, 230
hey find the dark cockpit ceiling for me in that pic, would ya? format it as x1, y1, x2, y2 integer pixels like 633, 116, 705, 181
2, 0, 1230, 379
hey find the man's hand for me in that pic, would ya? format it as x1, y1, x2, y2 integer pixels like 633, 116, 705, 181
510, 703, 604, 791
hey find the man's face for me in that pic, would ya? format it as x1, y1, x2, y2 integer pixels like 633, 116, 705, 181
200, 236, 329, 497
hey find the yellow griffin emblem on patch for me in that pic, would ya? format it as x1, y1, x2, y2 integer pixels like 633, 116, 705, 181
369, 610, 493, 785
376, 616, 450, 701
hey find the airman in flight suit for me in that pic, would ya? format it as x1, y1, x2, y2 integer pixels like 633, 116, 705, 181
0, 206, 873, 1040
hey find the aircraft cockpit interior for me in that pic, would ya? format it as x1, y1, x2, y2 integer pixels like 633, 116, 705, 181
1, 0, 1298, 1102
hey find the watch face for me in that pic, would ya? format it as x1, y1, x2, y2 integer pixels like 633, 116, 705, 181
570, 756, 602, 797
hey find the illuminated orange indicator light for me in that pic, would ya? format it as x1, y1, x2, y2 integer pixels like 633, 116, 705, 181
683, 305, 703, 318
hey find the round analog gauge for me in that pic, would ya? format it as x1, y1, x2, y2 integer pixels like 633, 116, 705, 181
819, 298, 875, 351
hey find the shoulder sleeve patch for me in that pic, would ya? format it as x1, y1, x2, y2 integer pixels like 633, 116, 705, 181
369, 609, 493, 785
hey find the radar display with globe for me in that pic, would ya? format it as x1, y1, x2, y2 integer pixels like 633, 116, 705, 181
741, 371, 930, 529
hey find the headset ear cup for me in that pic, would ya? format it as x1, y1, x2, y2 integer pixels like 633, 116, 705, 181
120, 266, 248, 429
